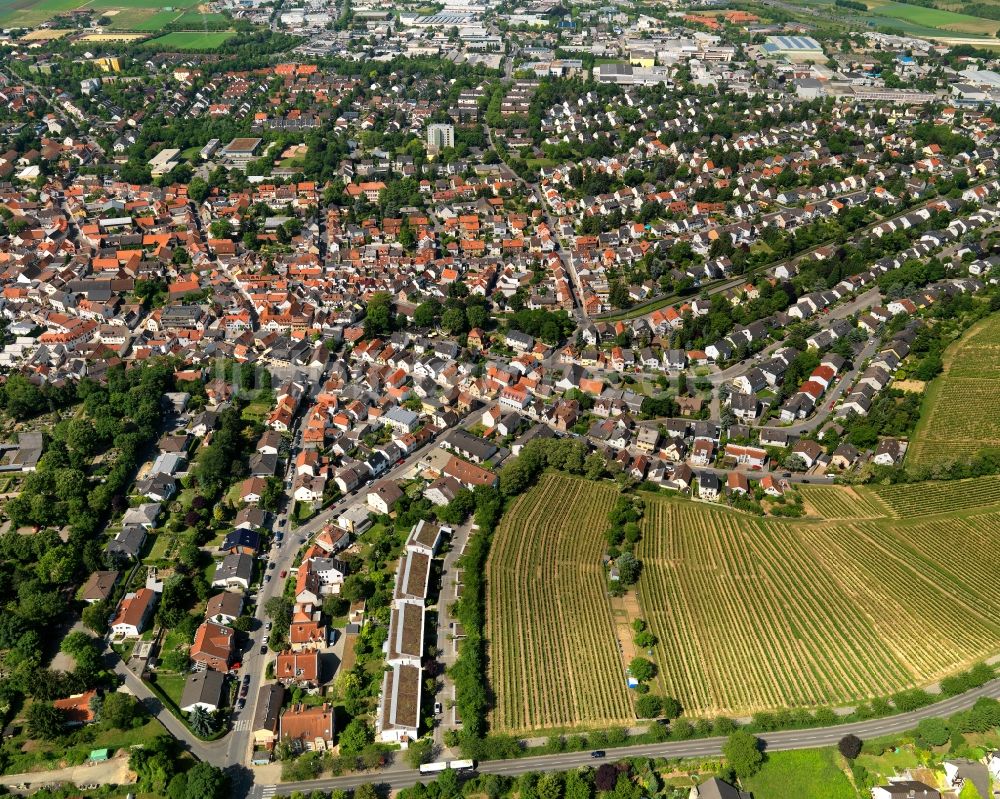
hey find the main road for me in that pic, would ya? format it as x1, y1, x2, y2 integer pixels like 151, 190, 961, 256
270, 678, 1000, 797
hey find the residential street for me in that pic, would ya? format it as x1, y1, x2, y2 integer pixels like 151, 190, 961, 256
267, 678, 1000, 798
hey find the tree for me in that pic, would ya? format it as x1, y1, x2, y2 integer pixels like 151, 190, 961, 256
338, 718, 374, 757
915, 717, 950, 748
628, 657, 657, 683
564, 769, 593, 799
723, 730, 763, 779
27, 702, 65, 740
635, 694, 662, 718
838, 734, 862, 760
183, 762, 228, 799
188, 706, 217, 737
406, 737, 434, 768
355, 784, 379, 799
188, 176, 210, 204
82, 600, 110, 634
102, 692, 140, 729
414, 299, 440, 327
442, 307, 467, 335
661, 696, 683, 720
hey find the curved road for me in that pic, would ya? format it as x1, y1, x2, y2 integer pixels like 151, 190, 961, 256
268, 678, 1000, 797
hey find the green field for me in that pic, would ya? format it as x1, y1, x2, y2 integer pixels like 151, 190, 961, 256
795, 0, 998, 38
908, 314, 1000, 468
0, 0, 200, 28
868, 0, 1000, 35
144, 29, 235, 48
486, 472, 1000, 729
743, 748, 857, 799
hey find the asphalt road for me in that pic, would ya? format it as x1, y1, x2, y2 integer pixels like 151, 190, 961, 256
269, 678, 1000, 797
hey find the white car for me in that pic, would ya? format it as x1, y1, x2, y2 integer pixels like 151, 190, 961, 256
262, 636, 270, 645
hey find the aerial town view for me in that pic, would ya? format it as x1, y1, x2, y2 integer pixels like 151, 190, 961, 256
4, 0, 1000, 797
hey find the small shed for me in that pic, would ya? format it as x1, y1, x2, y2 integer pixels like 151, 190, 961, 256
89, 748, 110, 762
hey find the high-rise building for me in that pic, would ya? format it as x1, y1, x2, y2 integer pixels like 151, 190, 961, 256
426, 123, 455, 154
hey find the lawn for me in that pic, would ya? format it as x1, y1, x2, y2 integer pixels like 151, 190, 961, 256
151, 672, 186, 710
744, 748, 857, 799
144, 30, 235, 49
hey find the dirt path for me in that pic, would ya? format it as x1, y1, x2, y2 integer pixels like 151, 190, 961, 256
0, 756, 133, 792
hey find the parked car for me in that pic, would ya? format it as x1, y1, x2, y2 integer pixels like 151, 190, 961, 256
268, 562, 276, 570
262, 636, 269, 645
260, 645, 267, 655
264, 575, 271, 582
265, 621, 272, 631
280, 570, 287, 578
434, 702, 442, 715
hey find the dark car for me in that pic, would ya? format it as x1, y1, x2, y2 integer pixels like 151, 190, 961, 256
242, 674, 251, 685
235, 699, 245, 711
591, 751, 605, 759
268, 561, 276, 570
260, 645, 267, 655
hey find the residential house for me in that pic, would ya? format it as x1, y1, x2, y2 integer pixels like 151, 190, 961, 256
368, 480, 404, 514
873, 438, 906, 466
275, 650, 321, 688
280, 703, 336, 753
111, 588, 157, 638
252, 683, 285, 753
211, 553, 254, 591
190, 621, 236, 672
870, 782, 939, 799
205, 592, 244, 625
81, 570, 119, 604
53, 690, 99, 726
180, 670, 226, 713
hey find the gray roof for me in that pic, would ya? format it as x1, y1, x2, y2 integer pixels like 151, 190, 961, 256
180, 669, 225, 711
693, 778, 752, 799
253, 683, 285, 733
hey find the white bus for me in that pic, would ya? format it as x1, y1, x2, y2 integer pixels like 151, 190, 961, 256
448, 760, 476, 772
419, 762, 448, 775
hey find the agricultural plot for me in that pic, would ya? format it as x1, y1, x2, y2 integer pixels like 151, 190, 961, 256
908, 314, 1000, 468
487, 472, 1000, 727
799, 484, 888, 519
638, 495, 1000, 716
867, 0, 1000, 35
870, 474, 1000, 518
144, 30, 235, 49
0, 0, 202, 29
638, 501, 913, 716
485, 472, 634, 734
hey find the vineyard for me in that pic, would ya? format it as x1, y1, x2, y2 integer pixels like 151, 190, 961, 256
485, 470, 1000, 727
485, 472, 634, 734
869, 474, 1000, 518
799, 485, 889, 519
637, 495, 1000, 716
908, 314, 1000, 467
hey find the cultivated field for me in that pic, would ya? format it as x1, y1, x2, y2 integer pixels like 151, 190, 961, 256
869, 474, 1000, 517
486, 472, 633, 734
908, 314, 1000, 467
486, 473, 1000, 727
143, 30, 234, 48
0, 0, 219, 32
799, 484, 890, 519
868, 0, 1000, 35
